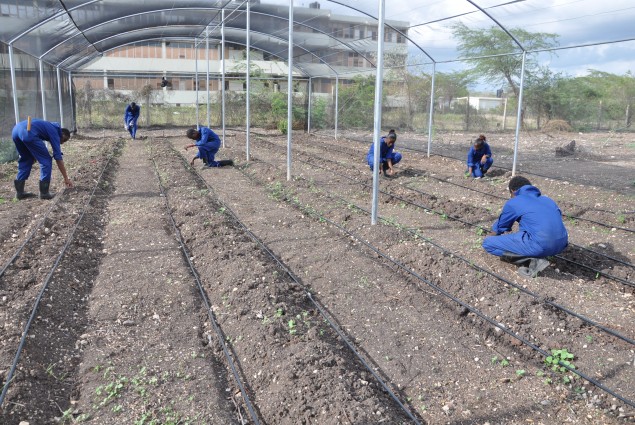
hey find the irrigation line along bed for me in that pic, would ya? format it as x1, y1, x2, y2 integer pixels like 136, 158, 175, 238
318, 132, 632, 230
164, 141, 422, 425
0, 141, 122, 406
0, 140, 122, 279
238, 153, 635, 411
251, 136, 633, 288
248, 152, 635, 346
149, 154, 260, 425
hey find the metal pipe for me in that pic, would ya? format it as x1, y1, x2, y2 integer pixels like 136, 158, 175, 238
206, 27, 210, 127
221, 9, 226, 147
511, 51, 526, 176
68, 71, 75, 131
370, 0, 387, 225
195, 37, 199, 129
334, 75, 339, 140
246, 0, 251, 162
57, 66, 64, 128
8, 44, 20, 124
307, 77, 312, 134
40, 60, 47, 121
286, 0, 294, 181
426, 63, 436, 157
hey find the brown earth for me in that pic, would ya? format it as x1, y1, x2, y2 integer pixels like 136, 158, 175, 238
0, 127, 633, 424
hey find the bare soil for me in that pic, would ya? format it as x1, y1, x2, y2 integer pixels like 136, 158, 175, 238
0, 127, 633, 424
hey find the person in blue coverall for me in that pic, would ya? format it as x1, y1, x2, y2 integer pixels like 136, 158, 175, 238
366, 129, 402, 176
11, 119, 73, 200
184, 127, 233, 168
482, 175, 568, 277
466, 134, 493, 179
124, 102, 140, 139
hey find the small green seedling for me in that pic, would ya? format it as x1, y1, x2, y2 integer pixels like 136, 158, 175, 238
544, 348, 575, 373
288, 319, 296, 335
585, 335, 593, 343
515, 369, 525, 377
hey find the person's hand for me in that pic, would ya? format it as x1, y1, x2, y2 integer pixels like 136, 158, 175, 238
184, 145, 189, 151
464, 171, 471, 178
481, 156, 487, 164
488, 231, 497, 236
64, 178, 73, 188
387, 167, 394, 176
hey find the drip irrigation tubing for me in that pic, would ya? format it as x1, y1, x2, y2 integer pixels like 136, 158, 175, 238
247, 154, 635, 347
165, 140, 423, 425
310, 132, 633, 232
149, 150, 261, 425
0, 140, 123, 279
239, 153, 635, 410
250, 136, 633, 288
0, 142, 121, 407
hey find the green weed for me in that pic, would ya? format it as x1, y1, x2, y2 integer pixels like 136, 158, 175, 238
544, 348, 576, 373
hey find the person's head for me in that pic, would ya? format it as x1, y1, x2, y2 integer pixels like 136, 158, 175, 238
130, 102, 137, 109
474, 137, 485, 149
61, 128, 71, 144
386, 129, 397, 146
508, 175, 532, 197
186, 128, 200, 140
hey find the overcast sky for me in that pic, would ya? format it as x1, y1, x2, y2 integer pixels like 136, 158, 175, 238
307, 0, 635, 78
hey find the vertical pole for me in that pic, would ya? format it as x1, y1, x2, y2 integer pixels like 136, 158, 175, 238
221, 9, 226, 147
246, 0, 251, 161
286, 0, 294, 181
57, 66, 64, 128
9, 44, 20, 124
502, 97, 507, 130
68, 71, 75, 131
511, 51, 526, 177
334, 75, 339, 139
40, 60, 47, 121
426, 63, 436, 157
206, 27, 210, 127
195, 37, 199, 129
307, 77, 312, 133
370, 0, 386, 225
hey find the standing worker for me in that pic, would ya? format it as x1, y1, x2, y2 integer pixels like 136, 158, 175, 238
466, 134, 493, 179
366, 129, 402, 176
482, 176, 568, 277
124, 101, 141, 140
11, 118, 73, 200
184, 126, 233, 168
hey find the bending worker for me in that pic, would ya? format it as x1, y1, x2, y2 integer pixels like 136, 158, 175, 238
124, 101, 140, 139
366, 129, 402, 176
11, 118, 73, 200
482, 176, 568, 277
184, 126, 233, 168
466, 134, 493, 179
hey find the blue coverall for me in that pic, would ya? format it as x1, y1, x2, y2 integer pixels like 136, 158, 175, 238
366, 136, 402, 171
12, 119, 64, 181
193, 127, 222, 166
124, 104, 140, 139
467, 142, 493, 177
482, 185, 568, 257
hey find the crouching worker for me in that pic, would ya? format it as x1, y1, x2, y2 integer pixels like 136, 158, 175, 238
466, 134, 493, 179
11, 118, 73, 200
184, 127, 233, 168
482, 176, 568, 278
367, 129, 402, 176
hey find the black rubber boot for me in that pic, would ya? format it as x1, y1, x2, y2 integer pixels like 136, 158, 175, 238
14, 179, 36, 200
39, 180, 55, 200
500, 253, 531, 266
218, 160, 234, 167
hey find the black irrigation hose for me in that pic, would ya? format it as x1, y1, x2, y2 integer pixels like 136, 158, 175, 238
403, 184, 635, 270
254, 137, 634, 288
149, 151, 261, 425
0, 142, 121, 407
166, 141, 422, 425
312, 133, 633, 233
245, 155, 635, 409
250, 154, 635, 347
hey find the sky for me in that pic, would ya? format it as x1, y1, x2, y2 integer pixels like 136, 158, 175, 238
302, 0, 635, 78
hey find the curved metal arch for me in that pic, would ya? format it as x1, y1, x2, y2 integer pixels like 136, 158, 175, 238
465, 0, 524, 51
325, 0, 435, 63
42, 7, 341, 76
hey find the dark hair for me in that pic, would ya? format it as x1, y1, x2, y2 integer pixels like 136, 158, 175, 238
131, 102, 136, 108
61, 128, 71, 139
186, 128, 199, 139
508, 175, 532, 192
387, 129, 397, 141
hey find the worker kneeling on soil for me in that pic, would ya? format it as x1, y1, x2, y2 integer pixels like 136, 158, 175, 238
366, 129, 402, 176
11, 118, 73, 200
184, 126, 233, 168
482, 175, 568, 278
466, 134, 493, 179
